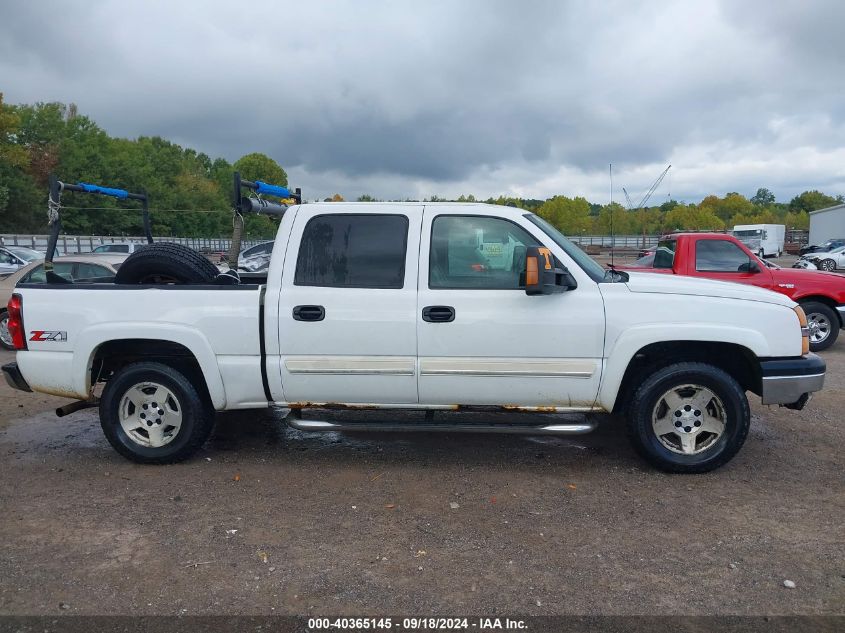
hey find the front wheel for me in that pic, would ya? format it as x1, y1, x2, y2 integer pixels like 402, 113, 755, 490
627, 362, 750, 473
801, 301, 839, 351
0, 310, 13, 350
99, 362, 214, 463
818, 258, 836, 272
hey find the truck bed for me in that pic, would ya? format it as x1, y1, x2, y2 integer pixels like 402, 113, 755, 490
14, 282, 265, 407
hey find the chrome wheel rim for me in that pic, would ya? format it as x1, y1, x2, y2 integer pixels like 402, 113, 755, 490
119, 382, 183, 448
652, 384, 726, 455
820, 260, 835, 271
807, 313, 830, 343
0, 315, 12, 347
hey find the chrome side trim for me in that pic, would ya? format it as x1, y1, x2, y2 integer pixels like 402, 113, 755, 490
761, 372, 825, 405
287, 418, 598, 435
419, 357, 596, 378
284, 356, 415, 376
274, 401, 604, 413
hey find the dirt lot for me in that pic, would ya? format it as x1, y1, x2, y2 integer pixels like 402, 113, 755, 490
0, 344, 843, 617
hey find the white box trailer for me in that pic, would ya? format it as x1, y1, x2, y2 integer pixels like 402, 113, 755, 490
732, 224, 785, 257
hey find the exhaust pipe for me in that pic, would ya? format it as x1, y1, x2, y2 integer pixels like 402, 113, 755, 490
56, 399, 99, 418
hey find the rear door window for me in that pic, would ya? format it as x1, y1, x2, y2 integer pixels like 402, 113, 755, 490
294, 214, 409, 288
653, 240, 677, 268
24, 262, 75, 282
74, 263, 112, 280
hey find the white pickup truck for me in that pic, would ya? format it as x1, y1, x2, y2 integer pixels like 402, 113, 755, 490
2, 202, 826, 472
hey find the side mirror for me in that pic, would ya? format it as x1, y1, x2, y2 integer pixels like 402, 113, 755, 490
738, 260, 761, 273
523, 246, 577, 295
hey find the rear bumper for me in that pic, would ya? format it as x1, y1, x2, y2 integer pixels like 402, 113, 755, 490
760, 354, 825, 407
2, 362, 31, 393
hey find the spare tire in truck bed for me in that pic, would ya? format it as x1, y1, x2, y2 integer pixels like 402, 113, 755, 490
114, 243, 220, 284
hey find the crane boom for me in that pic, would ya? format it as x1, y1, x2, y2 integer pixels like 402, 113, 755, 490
634, 164, 671, 210
622, 187, 634, 210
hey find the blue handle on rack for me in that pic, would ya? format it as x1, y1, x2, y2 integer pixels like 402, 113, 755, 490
255, 181, 291, 198
77, 182, 129, 199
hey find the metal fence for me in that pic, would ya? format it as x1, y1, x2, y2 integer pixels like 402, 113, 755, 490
571, 229, 809, 249
2, 228, 810, 256
0, 234, 269, 255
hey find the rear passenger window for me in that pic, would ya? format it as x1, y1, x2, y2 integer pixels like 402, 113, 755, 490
24, 263, 74, 283
75, 263, 112, 280
653, 239, 677, 269
295, 214, 408, 288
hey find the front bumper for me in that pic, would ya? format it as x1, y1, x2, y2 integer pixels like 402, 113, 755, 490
760, 354, 825, 407
2, 362, 31, 393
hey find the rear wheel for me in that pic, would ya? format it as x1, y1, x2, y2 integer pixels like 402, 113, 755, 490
627, 362, 750, 473
0, 310, 13, 350
114, 243, 219, 284
801, 301, 839, 351
99, 362, 214, 463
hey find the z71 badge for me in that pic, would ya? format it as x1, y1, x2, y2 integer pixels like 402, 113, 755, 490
29, 331, 68, 342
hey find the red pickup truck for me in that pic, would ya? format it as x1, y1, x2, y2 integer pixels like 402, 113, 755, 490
621, 233, 845, 351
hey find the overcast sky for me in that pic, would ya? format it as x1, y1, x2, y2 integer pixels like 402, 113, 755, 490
2, 0, 844, 203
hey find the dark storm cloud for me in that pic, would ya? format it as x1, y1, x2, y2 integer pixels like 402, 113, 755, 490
2, 0, 844, 201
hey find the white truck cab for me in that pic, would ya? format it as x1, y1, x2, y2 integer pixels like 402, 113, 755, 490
732, 224, 786, 258
3, 202, 825, 473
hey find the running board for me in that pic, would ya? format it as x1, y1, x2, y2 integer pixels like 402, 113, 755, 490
286, 418, 597, 435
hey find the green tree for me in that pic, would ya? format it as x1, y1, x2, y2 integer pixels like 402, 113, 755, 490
789, 190, 839, 213
233, 153, 288, 189
538, 195, 591, 234
664, 204, 723, 231
750, 187, 776, 206
593, 202, 632, 234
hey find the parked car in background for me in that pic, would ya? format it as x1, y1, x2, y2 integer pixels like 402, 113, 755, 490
237, 241, 274, 269
0, 246, 45, 277
797, 245, 845, 272
799, 238, 845, 256
619, 232, 845, 351
0, 255, 124, 350
90, 242, 143, 255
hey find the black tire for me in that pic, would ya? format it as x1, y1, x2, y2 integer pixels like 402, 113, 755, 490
99, 362, 214, 463
114, 243, 219, 284
800, 301, 840, 352
818, 258, 836, 272
0, 310, 14, 350
626, 362, 750, 473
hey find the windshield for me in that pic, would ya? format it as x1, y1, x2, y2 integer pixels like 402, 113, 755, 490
7, 247, 42, 262
524, 214, 607, 282
734, 230, 761, 237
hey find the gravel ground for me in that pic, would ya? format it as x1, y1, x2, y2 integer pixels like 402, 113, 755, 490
0, 343, 843, 617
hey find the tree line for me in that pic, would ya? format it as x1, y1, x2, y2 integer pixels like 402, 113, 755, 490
2, 95, 842, 239
0, 95, 287, 238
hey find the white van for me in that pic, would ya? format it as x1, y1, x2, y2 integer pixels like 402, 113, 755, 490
732, 224, 785, 258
